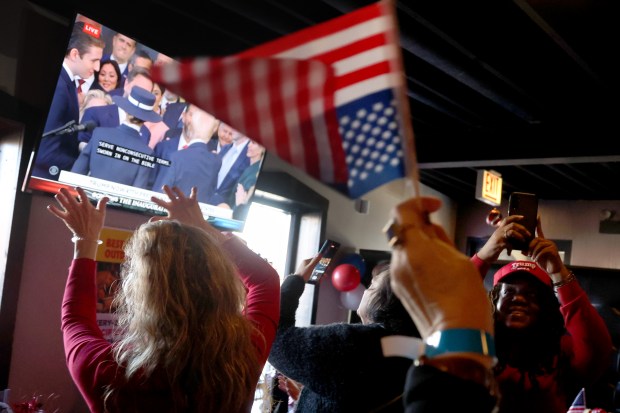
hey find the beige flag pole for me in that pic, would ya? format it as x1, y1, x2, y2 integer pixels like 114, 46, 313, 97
382, 0, 420, 199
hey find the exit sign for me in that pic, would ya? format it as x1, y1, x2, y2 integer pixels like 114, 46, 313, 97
476, 169, 502, 206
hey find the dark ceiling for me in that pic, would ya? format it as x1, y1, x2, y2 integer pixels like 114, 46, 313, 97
26, 0, 620, 202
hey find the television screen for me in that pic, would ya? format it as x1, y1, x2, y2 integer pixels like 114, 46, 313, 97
23, 13, 267, 232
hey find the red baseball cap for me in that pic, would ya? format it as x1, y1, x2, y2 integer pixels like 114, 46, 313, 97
493, 260, 552, 287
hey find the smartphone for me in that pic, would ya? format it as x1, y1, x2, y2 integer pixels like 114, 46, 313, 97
507, 192, 538, 251
307, 239, 341, 284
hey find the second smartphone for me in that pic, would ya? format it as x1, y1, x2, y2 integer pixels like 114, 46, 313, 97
307, 239, 341, 284
507, 191, 538, 251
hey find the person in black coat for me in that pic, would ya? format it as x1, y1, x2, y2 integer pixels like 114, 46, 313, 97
268, 258, 419, 412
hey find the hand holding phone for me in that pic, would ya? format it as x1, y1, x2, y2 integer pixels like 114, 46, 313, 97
507, 192, 538, 251
307, 240, 341, 284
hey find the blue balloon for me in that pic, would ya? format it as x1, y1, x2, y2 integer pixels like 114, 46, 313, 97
338, 253, 366, 275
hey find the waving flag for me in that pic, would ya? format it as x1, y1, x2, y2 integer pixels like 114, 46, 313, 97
567, 388, 586, 413
152, 0, 411, 199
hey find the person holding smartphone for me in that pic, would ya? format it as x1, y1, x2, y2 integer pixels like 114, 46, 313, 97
470, 215, 613, 413
267, 253, 420, 412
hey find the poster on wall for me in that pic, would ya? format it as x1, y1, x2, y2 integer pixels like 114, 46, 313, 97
95, 227, 133, 343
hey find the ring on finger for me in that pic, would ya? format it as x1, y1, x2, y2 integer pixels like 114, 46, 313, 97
383, 219, 416, 247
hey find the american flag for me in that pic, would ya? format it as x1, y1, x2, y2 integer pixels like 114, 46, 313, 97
567, 388, 586, 412
152, 0, 410, 199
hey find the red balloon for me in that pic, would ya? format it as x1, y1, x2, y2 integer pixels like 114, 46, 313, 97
486, 208, 502, 227
331, 264, 361, 292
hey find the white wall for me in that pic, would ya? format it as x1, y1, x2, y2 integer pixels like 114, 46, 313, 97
263, 154, 457, 249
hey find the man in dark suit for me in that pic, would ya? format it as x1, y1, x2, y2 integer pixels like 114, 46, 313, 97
78, 66, 153, 149
156, 104, 221, 204
101, 32, 136, 87
71, 86, 162, 189
33, 21, 104, 181
207, 130, 250, 208
162, 101, 188, 130
151, 127, 183, 191
206, 121, 234, 153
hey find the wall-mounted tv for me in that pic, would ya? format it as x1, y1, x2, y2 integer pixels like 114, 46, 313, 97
23, 13, 267, 232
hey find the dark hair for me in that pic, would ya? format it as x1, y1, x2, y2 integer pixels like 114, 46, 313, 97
363, 264, 419, 337
490, 272, 566, 388
126, 65, 152, 84
130, 49, 154, 66
67, 21, 105, 58
154, 81, 166, 96
97, 59, 122, 89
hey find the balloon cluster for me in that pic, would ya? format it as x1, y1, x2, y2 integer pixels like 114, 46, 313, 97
331, 253, 367, 310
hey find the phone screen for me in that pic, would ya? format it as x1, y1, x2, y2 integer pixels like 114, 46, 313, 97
507, 192, 538, 250
307, 240, 340, 284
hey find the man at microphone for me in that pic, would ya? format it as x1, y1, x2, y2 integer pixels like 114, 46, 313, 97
33, 21, 104, 181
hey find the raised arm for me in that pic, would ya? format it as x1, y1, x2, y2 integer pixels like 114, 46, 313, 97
47, 186, 109, 259
529, 222, 613, 381
471, 214, 533, 276
387, 196, 499, 413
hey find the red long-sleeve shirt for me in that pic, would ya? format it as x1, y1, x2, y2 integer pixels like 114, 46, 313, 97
471, 255, 613, 413
61, 235, 280, 412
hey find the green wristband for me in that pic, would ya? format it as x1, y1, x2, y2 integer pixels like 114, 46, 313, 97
424, 329, 496, 358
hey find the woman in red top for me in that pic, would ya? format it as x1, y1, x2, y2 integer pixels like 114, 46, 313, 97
472, 215, 612, 413
47, 185, 280, 413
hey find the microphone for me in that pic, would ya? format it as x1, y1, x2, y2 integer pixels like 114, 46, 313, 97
42, 120, 97, 137
57, 121, 96, 135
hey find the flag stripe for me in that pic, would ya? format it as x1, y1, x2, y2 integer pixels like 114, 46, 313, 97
272, 16, 392, 61
281, 61, 306, 170
225, 59, 245, 133
323, 76, 348, 183
237, 3, 385, 57
268, 60, 292, 166
336, 72, 401, 106
310, 33, 388, 69
335, 61, 393, 91
295, 61, 319, 178
333, 44, 395, 77
253, 60, 277, 153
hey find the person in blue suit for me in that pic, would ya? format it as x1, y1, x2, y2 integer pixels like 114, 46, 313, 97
161, 101, 188, 130
33, 21, 104, 181
71, 86, 162, 189
151, 127, 184, 190
78, 66, 153, 150
206, 121, 234, 153
156, 104, 222, 204
101, 32, 136, 86
207, 130, 250, 208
